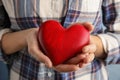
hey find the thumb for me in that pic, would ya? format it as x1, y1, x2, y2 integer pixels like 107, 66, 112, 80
26, 28, 53, 68
29, 47, 53, 68
82, 22, 94, 33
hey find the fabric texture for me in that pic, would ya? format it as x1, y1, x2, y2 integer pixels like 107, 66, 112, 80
0, 3, 11, 61
0, 0, 120, 80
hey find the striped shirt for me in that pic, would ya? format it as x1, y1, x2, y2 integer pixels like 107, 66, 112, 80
1, 0, 120, 80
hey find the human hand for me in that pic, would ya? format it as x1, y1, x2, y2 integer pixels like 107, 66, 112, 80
66, 43, 96, 67
26, 28, 52, 68
53, 22, 96, 72
66, 22, 96, 67
54, 47, 96, 72
54, 44, 96, 72
53, 42, 96, 72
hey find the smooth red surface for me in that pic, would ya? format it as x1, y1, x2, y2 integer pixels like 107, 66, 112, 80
38, 20, 90, 66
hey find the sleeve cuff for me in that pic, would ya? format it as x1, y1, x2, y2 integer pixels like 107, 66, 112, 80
97, 34, 108, 53
97, 33, 119, 54
97, 33, 120, 64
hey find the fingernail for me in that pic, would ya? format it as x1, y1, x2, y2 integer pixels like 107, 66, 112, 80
84, 48, 89, 52
45, 63, 49, 67
45, 62, 52, 68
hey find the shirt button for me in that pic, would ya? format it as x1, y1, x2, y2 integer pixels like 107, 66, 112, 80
48, 72, 52, 77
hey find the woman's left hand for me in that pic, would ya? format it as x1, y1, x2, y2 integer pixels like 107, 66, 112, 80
66, 43, 96, 68
53, 22, 97, 72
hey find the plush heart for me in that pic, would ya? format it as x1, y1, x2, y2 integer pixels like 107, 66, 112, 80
37, 20, 90, 66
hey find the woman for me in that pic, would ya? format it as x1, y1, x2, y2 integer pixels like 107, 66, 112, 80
0, 0, 120, 80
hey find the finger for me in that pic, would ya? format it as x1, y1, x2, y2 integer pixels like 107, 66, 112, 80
82, 44, 96, 53
28, 44, 53, 68
84, 53, 95, 63
53, 64, 79, 72
27, 35, 52, 68
27, 29, 53, 68
79, 62, 87, 68
82, 22, 94, 32
66, 53, 88, 64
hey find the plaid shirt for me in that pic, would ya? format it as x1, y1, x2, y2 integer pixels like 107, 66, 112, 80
1, 0, 120, 80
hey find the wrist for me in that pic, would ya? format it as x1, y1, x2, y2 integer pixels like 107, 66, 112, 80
90, 35, 106, 59
1, 28, 38, 54
25, 28, 39, 47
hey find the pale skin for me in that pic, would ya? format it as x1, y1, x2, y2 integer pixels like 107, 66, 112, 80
1, 22, 106, 72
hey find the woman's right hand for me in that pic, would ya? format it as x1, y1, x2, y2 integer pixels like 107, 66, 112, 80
1, 28, 52, 68
25, 28, 52, 68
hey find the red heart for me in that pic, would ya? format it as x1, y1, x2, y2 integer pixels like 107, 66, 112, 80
37, 20, 90, 66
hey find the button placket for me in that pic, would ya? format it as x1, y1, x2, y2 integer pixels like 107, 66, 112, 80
48, 72, 52, 77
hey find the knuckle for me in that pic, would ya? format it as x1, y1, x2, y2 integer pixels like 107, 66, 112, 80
28, 46, 36, 54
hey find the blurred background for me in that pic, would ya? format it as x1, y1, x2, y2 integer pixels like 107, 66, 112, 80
0, 61, 9, 80
107, 65, 120, 80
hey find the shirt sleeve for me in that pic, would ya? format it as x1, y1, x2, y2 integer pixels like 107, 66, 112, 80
97, 0, 120, 65
0, 3, 12, 63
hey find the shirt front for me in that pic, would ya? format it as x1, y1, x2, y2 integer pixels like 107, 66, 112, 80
1, 0, 120, 80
